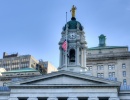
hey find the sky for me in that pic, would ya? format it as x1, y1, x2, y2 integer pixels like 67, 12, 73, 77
0, 0, 130, 68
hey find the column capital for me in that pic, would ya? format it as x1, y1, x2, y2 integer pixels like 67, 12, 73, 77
67, 97, 78, 100
47, 97, 58, 100
27, 97, 38, 100
8, 97, 18, 100
109, 97, 120, 100
88, 97, 99, 100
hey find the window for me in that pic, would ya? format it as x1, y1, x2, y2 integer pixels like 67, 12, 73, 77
69, 69, 74, 71
99, 49, 102, 53
69, 49, 75, 62
108, 65, 115, 70
87, 66, 92, 71
97, 73, 104, 78
97, 65, 104, 70
122, 64, 126, 69
123, 79, 127, 85
88, 53, 91, 55
123, 71, 126, 77
110, 51, 113, 53
109, 72, 115, 77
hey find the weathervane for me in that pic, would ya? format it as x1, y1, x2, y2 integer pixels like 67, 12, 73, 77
70, 5, 77, 18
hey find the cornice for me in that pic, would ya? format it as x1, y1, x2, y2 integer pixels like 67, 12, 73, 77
7, 70, 121, 86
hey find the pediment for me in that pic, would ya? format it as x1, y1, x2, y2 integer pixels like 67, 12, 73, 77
22, 75, 104, 85
7, 70, 121, 86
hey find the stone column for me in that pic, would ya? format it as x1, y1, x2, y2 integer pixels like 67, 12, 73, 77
67, 97, 78, 100
62, 51, 65, 65
76, 46, 79, 65
59, 47, 62, 67
81, 48, 83, 67
8, 97, 18, 100
27, 97, 38, 100
109, 97, 120, 100
83, 47, 86, 67
88, 97, 99, 100
47, 97, 58, 100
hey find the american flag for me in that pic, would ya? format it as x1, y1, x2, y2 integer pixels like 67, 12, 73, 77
62, 40, 67, 51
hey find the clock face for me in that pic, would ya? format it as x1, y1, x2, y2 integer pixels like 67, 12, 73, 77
69, 32, 76, 39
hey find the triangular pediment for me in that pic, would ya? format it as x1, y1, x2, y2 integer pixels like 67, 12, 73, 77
22, 75, 104, 85
7, 70, 121, 87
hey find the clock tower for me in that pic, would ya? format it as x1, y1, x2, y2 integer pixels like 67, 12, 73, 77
58, 6, 87, 72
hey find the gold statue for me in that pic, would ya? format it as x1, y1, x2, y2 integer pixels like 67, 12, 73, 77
70, 5, 77, 18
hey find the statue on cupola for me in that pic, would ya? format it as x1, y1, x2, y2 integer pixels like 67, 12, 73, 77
58, 6, 88, 73
70, 5, 77, 19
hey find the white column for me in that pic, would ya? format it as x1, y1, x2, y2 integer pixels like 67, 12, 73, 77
109, 97, 120, 100
83, 48, 86, 67
62, 52, 65, 65
59, 47, 62, 67
88, 97, 99, 100
27, 97, 38, 100
47, 97, 58, 100
81, 48, 83, 67
8, 98, 18, 100
67, 97, 78, 100
76, 46, 79, 65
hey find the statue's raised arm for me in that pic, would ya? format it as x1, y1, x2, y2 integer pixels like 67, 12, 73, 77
70, 5, 77, 18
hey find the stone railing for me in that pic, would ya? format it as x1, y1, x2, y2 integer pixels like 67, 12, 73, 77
0, 86, 10, 91
120, 85, 130, 90
106, 77, 117, 81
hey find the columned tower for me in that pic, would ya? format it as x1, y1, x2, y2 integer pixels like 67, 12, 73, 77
58, 6, 87, 72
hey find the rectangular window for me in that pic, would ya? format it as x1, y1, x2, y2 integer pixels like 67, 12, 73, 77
109, 72, 115, 77
97, 73, 104, 78
123, 71, 126, 77
97, 65, 104, 70
123, 79, 127, 85
108, 65, 115, 70
122, 64, 126, 69
69, 69, 74, 71
87, 66, 92, 71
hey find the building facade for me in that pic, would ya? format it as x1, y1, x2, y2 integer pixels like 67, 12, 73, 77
0, 6, 130, 100
87, 34, 130, 86
0, 52, 38, 71
58, 19, 130, 86
0, 53, 57, 86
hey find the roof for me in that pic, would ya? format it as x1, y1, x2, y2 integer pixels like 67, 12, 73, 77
88, 46, 128, 50
2, 68, 38, 74
7, 70, 121, 87
64, 17, 83, 31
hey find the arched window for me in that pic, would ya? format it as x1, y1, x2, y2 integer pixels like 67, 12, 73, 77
69, 49, 75, 62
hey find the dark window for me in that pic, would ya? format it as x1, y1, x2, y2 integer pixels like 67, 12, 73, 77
69, 49, 75, 62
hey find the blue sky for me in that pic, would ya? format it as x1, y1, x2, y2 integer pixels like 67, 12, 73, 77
0, 0, 130, 68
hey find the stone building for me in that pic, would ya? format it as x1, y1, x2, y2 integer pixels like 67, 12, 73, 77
87, 34, 130, 86
0, 6, 130, 100
0, 53, 57, 86
0, 52, 38, 71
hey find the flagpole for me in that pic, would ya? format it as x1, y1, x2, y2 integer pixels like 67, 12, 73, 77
66, 12, 68, 70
